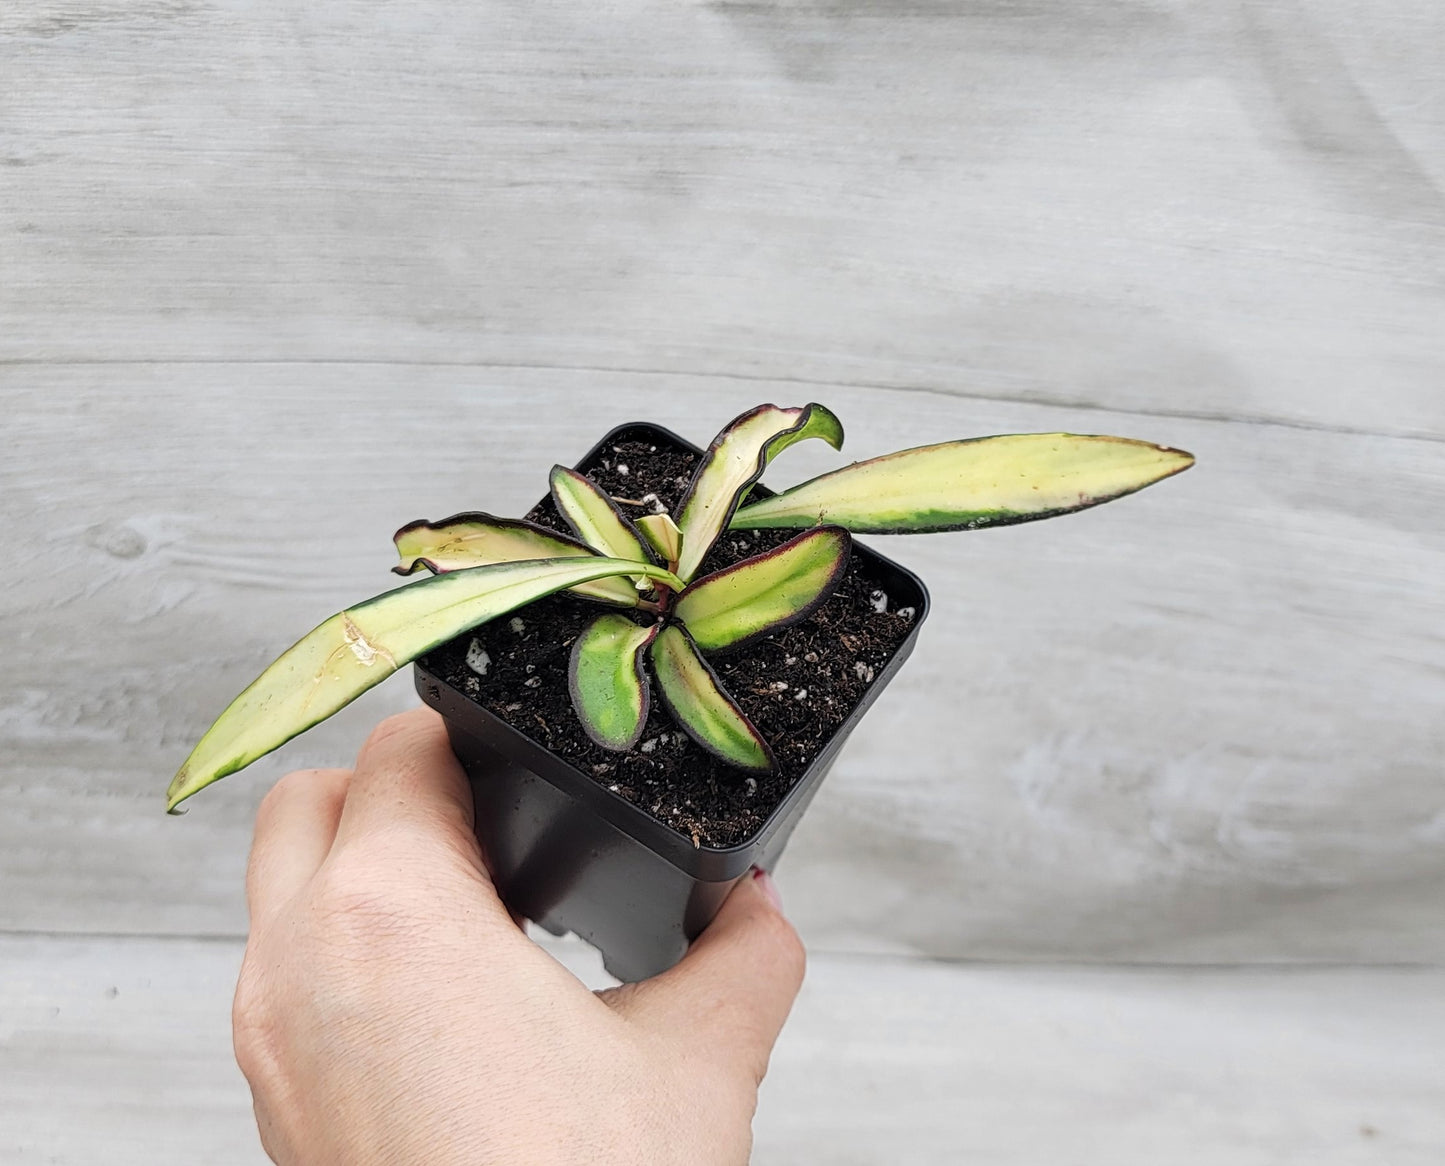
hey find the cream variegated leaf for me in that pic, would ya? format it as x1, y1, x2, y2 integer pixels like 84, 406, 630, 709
730, 434, 1194, 534
568, 613, 658, 751
549, 466, 656, 570
393, 512, 641, 607
649, 625, 774, 773
674, 527, 850, 652
673, 403, 843, 583
166, 556, 685, 810
635, 512, 683, 567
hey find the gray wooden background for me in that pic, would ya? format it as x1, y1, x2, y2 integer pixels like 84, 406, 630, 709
3, 1, 1442, 1161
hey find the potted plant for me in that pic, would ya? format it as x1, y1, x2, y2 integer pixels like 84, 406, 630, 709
167, 403, 1192, 980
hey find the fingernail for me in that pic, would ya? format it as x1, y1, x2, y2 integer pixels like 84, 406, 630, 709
751, 866, 783, 912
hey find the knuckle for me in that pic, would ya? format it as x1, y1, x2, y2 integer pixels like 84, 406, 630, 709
255, 769, 308, 826
231, 960, 280, 1083
361, 711, 419, 756
308, 852, 427, 946
756, 908, 807, 982
255, 767, 346, 830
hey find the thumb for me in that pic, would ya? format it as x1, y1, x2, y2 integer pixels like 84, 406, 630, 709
607, 869, 806, 1085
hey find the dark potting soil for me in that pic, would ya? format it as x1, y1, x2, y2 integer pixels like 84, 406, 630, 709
420, 425, 920, 849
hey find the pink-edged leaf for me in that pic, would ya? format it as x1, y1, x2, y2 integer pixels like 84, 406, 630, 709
650, 624, 775, 773
730, 434, 1195, 534
167, 556, 686, 811
392, 511, 640, 607
568, 613, 658, 751
673, 527, 850, 652
549, 465, 655, 566
674, 403, 843, 582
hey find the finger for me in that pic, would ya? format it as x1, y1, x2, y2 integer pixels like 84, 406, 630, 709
608, 869, 805, 1084
331, 706, 478, 861
246, 767, 351, 928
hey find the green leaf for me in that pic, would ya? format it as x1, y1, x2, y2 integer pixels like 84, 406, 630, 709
674, 403, 845, 583
635, 512, 682, 566
392, 512, 641, 607
549, 466, 655, 568
166, 556, 685, 811
650, 625, 774, 773
730, 433, 1195, 534
568, 613, 659, 751
673, 527, 851, 652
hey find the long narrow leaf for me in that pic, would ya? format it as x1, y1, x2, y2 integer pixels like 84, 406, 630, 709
650, 625, 774, 773
550, 466, 655, 568
568, 613, 659, 751
730, 434, 1194, 534
167, 556, 685, 811
393, 512, 640, 607
674, 403, 844, 583
674, 527, 850, 652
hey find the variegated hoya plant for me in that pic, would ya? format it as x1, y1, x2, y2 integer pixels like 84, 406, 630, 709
166, 404, 1193, 812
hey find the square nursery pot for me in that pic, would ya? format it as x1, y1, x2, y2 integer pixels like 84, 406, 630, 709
415, 421, 929, 982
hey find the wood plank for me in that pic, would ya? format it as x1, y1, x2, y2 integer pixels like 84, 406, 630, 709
2, 370, 1442, 962
757, 957, 1445, 1166
3, 935, 1441, 1165
2, 1, 1443, 436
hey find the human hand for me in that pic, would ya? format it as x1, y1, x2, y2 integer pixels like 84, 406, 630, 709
232, 707, 806, 1165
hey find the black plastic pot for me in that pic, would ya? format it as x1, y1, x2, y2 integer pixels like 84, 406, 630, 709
414, 421, 929, 982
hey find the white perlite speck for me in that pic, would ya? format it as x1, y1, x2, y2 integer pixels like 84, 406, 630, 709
854, 661, 875, 683
524, 676, 541, 688
509, 617, 526, 634
895, 606, 916, 621
616, 464, 629, 476
794, 688, 808, 700
869, 589, 888, 613
465, 639, 491, 677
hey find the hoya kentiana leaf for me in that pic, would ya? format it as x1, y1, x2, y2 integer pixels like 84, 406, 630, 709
751, 403, 845, 501
550, 466, 655, 569
674, 403, 844, 583
166, 556, 685, 811
730, 434, 1195, 534
568, 613, 658, 751
673, 527, 850, 652
650, 625, 774, 773
392, 512, 640, 607
635, 512, 682, 567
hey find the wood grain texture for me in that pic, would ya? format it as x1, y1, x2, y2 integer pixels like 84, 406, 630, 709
2, 372, 1441, 962
2, 0, 1443, 438
4, 935, 1442, 1165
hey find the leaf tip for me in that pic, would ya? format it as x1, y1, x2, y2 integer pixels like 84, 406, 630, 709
804, 401, 845, 450
165, 769, 193, 814
1147, 442, 1196, 482
746, 736, 778, 775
